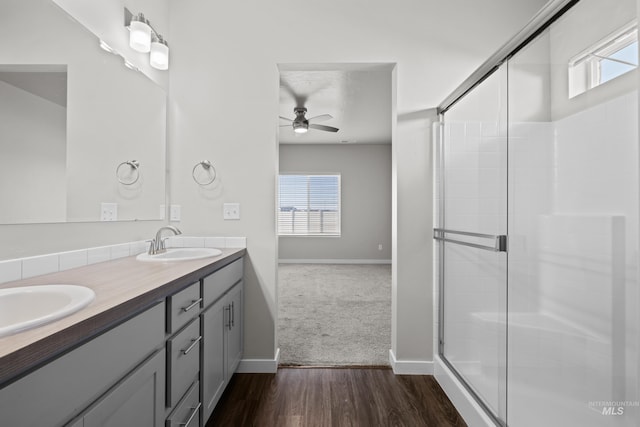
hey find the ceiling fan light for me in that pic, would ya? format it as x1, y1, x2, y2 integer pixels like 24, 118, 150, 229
293, 121, 308, 133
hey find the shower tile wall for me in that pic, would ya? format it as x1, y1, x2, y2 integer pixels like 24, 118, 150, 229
508, 92, 639, 427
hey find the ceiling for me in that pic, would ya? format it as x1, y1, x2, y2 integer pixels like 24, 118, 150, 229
278, 63, 393, 145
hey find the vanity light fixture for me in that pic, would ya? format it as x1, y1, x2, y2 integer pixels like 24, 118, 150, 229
150, 36, 169, 70
124, 8, 169, 71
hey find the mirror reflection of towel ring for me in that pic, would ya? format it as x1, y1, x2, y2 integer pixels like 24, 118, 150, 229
116, 160, 140, 185
192, 160, 216, 186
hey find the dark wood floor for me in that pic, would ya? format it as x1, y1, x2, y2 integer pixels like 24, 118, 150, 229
206, 367, 467, 427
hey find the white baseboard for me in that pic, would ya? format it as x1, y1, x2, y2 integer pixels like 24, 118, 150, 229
388, 349, 434, 375
279, 259, 391, 265
237, 348, 280, 373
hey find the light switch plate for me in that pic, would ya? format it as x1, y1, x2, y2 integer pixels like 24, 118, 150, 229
170, 205, 181, 222
100, 203, 118, 221
223, 203, 240, 220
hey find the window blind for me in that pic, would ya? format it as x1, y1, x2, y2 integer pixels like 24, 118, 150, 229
278, 174, 341, 236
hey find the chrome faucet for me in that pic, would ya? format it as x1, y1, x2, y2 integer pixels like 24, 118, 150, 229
148, 225, 182, 255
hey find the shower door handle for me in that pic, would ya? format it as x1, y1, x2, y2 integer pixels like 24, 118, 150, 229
433, 228, 507, 252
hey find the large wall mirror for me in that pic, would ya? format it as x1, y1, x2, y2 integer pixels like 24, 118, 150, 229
0, 0, 166, 224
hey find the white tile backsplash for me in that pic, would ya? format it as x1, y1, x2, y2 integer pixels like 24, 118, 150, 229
225, 237, 247, 248
87, 246, 111, 265
0, 236, 246, 284
205, 237, 226, 248
129, 240, 149, 255
22, 254, 59, 279
0, 260, 21, 283
180, 237, 205, 248
59, 250, 88, 272
110, 244, 131, 260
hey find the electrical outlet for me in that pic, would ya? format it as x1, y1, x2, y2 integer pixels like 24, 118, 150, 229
378, 244, 383, 251
170, 205, 181, 222
100, 203, 118, 221
223, 203, 240, 220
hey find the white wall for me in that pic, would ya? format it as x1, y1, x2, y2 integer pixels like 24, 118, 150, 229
168, 0, 548, 364
279, 144, 392, 262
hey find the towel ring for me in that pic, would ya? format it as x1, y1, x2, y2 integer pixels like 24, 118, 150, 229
192, 160, 216, 186
116, 160, 140, 185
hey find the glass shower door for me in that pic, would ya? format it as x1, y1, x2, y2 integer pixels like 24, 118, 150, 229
506, 0, 639, 425
438, 66, 509, 424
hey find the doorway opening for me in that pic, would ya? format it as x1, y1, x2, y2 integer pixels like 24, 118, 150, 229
276, 63, 394, 366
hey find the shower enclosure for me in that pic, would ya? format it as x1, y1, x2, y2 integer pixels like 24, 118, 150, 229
434, 0, 639, 426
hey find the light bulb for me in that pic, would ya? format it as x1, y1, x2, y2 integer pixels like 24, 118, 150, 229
150, 37, 169, 70
129, 15, 151, 53
292, 121, 308, 133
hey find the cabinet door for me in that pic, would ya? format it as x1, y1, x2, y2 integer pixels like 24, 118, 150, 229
226, 282, 243, 377
83, 348, 165, 427
200, 299, 226, 423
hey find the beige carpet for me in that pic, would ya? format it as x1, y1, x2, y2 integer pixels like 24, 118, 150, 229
278, 263, 391, 366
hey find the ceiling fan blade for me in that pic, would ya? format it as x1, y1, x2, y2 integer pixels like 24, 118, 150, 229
279, 116, 293, 122
309, 124, 339, 133
280, 124, 292, 127
307, 114, 332, 123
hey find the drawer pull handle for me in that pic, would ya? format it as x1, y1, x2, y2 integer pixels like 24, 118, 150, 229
225, 305, 231, 330
182, 298, 202, 312
179, 402, 201, 426
181, 336, 202, 355
231, 301, 235, 327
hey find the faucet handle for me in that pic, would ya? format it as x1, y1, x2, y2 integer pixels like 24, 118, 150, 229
159, 237, 170, 251
146, 239, 156, 255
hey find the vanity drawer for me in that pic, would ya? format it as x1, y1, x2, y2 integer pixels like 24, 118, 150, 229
202, 258, 243, 308
167, 318, 200, 408
166, 381, 200, 427
167, 281, 201, 334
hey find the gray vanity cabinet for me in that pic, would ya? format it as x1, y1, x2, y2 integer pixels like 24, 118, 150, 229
0, 302, 165, 427
200, 259, 244, 424
0, 254, 244, 427
82, 348, 166, 427
225, 282, 243, 376
200, 297, 226, 421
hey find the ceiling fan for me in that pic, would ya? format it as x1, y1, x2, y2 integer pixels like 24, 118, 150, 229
279, 107, 339, 134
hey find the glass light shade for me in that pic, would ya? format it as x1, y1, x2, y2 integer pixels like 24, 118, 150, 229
293, 121, 308, 133
150, 40, 169, 70
129, 20, 151, 53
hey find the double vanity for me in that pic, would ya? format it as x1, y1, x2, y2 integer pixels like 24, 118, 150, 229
0, 245, 245, 427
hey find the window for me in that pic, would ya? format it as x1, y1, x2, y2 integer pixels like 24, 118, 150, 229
569, 21, 638, 98
278, 174, 341, 236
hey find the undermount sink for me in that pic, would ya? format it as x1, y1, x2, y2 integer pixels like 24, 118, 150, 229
136, 247, 223, 262
0, 285, 95, 338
